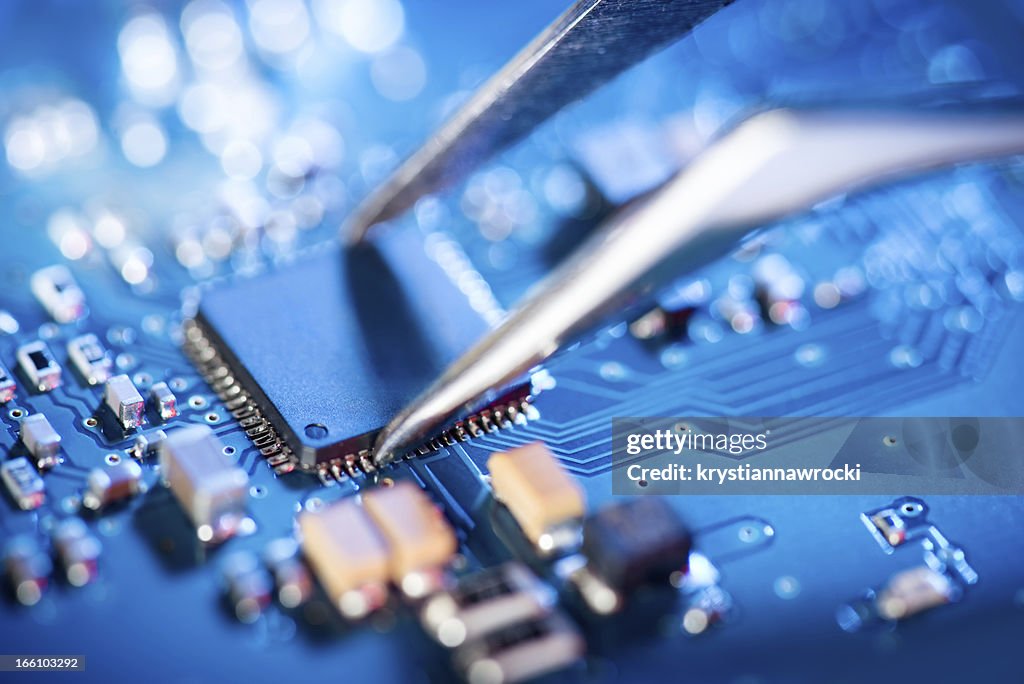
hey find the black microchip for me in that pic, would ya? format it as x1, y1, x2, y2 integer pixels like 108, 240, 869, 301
192, 232, 494, 470
582, 498, 692, 592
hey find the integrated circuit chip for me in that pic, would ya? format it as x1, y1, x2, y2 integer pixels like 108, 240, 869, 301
185, 233, 521, 478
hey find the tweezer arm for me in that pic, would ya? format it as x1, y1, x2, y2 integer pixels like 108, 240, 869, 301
371, 105, 1024, 463
343, 0, 734, 243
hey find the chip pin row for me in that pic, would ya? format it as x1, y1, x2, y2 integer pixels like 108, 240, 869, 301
181, 319, 295, 474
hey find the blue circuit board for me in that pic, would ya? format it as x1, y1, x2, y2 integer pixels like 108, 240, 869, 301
0, 0, 1022, 682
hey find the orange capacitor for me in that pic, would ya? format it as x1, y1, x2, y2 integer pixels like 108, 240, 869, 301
487, 442, 585, 552
876, 566, 952, 620
299, 498, 389, 618
363, 481, 457, 581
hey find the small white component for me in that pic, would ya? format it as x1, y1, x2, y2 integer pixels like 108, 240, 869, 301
30, 265, 87, 323
149, 381, 178, 421
0, 362, 15, 403
19, 413, 61, 470
129, 429, 167, 460
0, 309, 19, 335
159, 425, 250, 544
4, 536, 51, 606
104, 374, 145, 430
1, 457, 46, 510
52, 519, 101, 587
264, 538, 314, 608
67, 334, 113, 386
83, 460, 146, 510
221, 551, 272, 623
16, 341, 62, 392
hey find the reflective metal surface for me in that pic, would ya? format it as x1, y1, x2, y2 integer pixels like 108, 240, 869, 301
343, 0, 735, 242
371, 105, 1024, 463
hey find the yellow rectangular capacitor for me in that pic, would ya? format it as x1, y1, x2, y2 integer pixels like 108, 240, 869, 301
363, 482, 457, 582
298, 498, 389, 618
876, 565, 952, 620
487, 442, 586, 553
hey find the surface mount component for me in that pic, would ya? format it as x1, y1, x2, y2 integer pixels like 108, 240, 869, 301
159, 425, 250, 543
362, 482, 457, 597
298, 498, 389, 619
83, 460, 146, 510
870, 510, 908, 547
67, 333, 113, 386
421, 563, 554, 647
571, 498, 692, 614
129, 429, 167, 461
104, 374, 145, 430
221, 552, 273, 624
263, 538, 314, 608
1, 457, 46, 510
876, 566, 954, 621
19, 413, 61, 470
183, 233, 500, 475
488, 442, 586, 555
52, 519, 102, 587
0, 362, 15, 403
583, 498, 692, 592
3, 536, 52, 606
30, 264, 86, 323
16, 341, 62, 392
452, 613, 585, 684
149, 381, 178, 421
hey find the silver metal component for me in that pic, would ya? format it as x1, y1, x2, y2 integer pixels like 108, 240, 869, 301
0, 362, 15, 403
159, 425, 250, 544
453, 613, 585, 684
263, 538, 314, 609
536, 520, 584, 557
3, 536, 52, 606
52, 518, 102, 587
149, 381, 178, 421
67, 333, 113, 386
1, 457, 45, 510
83, 460, 146, 510
16, 341, 62, 392
104, 374, 145, 430
19, 413, 61, 470
370, 105, 1024, 464
129, 429, 167, 460
221, 551, 272, 624
344, 0, 734, 242
567, 562, 622, 616
30, 264, 87, 323
421, 563, 555, 648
